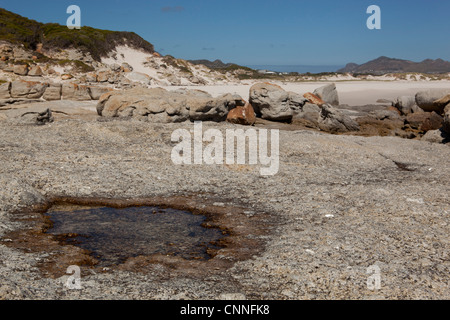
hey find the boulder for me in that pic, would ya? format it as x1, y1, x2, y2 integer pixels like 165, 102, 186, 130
318, 104, 360, 133
13, 64, 28, 76
124, 72, 152, 85
121, 62, 133, 73
61, 74, 73, 80
43, 83, 62, 101
422, 128, 450, 144
62, 83, 92, 101
97, 87, 243, 123
0, 81, 11, 99
392, 96, 418, 115
28, 65, 43, 77
96, 71, 111, 82
86, 73, 98, 82
370, 109, 402, 121
292, 103, 321, 128
10, 80, 48, 99
443, 110, 450, 135
88, 86, 113, 100
36, 108, 54, 125
420, 112, 444, 132
445, 103, 450, 115
416, 89, 450, 113
249, 82, 305, 122
433, 94, 450, 112
406, 112, 443, 132
227, 102, 256, 126
313, 83, 339, 106
109, 63, 121, 72
303, 92, 325, 106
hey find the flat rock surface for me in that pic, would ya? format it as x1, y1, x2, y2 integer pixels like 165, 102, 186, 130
0, 116, 449, 300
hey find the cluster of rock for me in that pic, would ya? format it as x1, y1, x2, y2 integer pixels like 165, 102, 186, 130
96, 82, 361, 134
97, 87, 246, 123
391, 89, 450, 143
0, 80, 112, 104
248, 82, 359, 133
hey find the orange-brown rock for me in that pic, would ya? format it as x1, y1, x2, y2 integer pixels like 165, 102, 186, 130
303, 92, 325, 106
61, 74, 74, 80
227, 102, 256, 126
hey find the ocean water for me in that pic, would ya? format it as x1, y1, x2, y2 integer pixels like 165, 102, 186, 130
246, 65, 344, 74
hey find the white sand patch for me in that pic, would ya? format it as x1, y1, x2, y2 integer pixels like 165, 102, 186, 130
101, 45, 159, 79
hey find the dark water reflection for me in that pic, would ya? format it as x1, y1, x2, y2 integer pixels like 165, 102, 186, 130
45, 205, 224, 266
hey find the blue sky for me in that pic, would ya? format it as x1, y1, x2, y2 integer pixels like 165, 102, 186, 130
1, 0, 449, 66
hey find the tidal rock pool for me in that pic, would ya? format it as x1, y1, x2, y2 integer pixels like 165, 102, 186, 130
45, 205, 225, 266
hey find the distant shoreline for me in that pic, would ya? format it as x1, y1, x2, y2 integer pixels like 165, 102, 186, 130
245, 65, 344, 74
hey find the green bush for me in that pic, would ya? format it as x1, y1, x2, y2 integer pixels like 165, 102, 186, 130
0, 8, 155, 61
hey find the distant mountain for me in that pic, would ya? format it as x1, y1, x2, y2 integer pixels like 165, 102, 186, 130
338, 56, 450, 74
188, 59, 234, 69
0, 8, 154, 61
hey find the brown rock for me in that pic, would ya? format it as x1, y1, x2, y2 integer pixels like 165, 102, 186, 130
28, 66, 43, 77
227, 102, 256, 126
0, 81, 11, 99
433, 94, 450, 113
10, 80, 48, 99
97, 71, 111, 82
43, 83, 62, 101
406, 112, 443, 132
62, 83, 92, 101
303, 92, 325, 106
421, 112, 443, 132
61, 74, 74, 80
13, 64, 28, 76
88, 86, 114, 100
1, 56, 8, 61
387, 106, 402, 116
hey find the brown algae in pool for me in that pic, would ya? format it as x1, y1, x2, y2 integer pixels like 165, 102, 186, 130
44, 205, 225, 266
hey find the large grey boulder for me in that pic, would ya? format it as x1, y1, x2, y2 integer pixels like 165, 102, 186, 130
392, 96, 420, 115
318, 104, 360, 133
313, 83, 339, 106
0, 81, 10, 99
249, 82, 306, 122
292, 103, 321, 128
416, 89, 450, 113
10, 80, 48, 99
96, 87, 243, 123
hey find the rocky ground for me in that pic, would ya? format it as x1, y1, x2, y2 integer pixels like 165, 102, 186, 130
0, 113, 449, 300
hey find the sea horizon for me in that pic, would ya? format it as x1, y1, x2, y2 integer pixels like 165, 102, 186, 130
245, 65, 345, 74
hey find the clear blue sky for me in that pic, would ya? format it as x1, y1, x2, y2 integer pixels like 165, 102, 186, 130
1, 0, 449, 66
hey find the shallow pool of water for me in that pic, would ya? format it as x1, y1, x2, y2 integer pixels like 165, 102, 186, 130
45, 205, 224, 266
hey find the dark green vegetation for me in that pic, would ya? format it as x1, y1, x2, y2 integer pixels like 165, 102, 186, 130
0, 8, 154, 61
